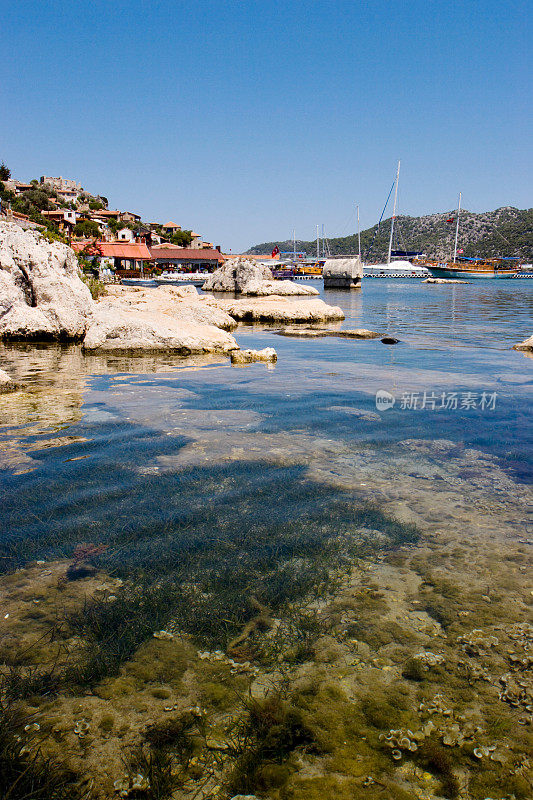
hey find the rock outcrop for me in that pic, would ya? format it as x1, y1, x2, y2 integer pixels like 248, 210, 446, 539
83, 286, 343, 354
513, 335, 533, 352
214, 296, 344, 324
102, 285, 237, 330
230, 348, 277, 365
0, 221, 93, 340
83, 301, 239, 355
202, 257, 318, 296
244, 279, 319, 296
82, 285, 239, 354
202, 258, 272, 292
0, 368, 19, 393
0, 227, 343, 354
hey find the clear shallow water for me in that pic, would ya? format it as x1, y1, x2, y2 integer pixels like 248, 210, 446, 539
0, 279, 532, 561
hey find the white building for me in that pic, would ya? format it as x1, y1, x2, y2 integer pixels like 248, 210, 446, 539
117, 227, 135, 242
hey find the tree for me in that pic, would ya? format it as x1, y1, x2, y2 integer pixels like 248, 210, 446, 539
170, 229, 193, 247
17, 189, 52, 211
0, 163, 11, 181
0, 182, 15, 202
73, 219, 101, 238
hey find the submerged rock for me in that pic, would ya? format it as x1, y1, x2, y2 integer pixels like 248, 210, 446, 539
336, 328, 381, 338
0, 368, 19, 393
0, 221, 93, 340
230, 348, 277, 365
513, 334, 533, 351
66, 562, 97, 581
424, 277, 469, 284
381, 336, 400, 344
230, 796, 261, 800
328, 405, 381, 421
274, 327, 381, 339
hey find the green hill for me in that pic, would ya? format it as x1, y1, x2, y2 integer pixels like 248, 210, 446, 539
247, 207, 533, 262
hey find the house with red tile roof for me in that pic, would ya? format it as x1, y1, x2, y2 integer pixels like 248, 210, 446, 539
161, 221, 181, 235
149, 244, 223, 270
72, 241, 151, 274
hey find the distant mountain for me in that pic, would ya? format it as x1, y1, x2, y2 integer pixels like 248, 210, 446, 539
247, 207, 533, 262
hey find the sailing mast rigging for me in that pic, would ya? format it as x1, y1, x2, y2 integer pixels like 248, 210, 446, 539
357, 205, 361, 260
387, 160, 401, 264
453, 192, 462, 263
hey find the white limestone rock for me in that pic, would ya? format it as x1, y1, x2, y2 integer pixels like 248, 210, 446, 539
202, 258, 273, 292
0, 367, 19, 393
202, 257, 317, 295
0, 221, 93, 340
243, 278, 318, 296
214, 296, 344, 324
83, 301, 239, 355
102, 285, 237, 330
230, 348, 277, 365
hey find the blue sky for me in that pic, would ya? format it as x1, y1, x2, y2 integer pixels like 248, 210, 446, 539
1, 0, 531, 251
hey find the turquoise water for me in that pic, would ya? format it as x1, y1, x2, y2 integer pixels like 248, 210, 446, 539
0, 279, 532, 563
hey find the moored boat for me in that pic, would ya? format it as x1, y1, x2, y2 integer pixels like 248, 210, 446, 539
364, 260, 429, 278
422, 193, 520, 279
425, 257, 520, 279
120, 277, 158, 286
154, 271, 207, 286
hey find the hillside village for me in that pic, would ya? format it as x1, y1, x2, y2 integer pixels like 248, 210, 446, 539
0, 164, 251, 277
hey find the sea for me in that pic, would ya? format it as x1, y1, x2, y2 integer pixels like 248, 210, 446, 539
0, 278, 532, 553
0, 278, 532, 798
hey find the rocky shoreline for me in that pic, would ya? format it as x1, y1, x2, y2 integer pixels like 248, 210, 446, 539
0, 224, 344, 368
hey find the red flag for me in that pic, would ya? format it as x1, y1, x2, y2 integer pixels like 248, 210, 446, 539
446, 218, 455, 223
457, 248, 463, 254
271, 245, 280, 257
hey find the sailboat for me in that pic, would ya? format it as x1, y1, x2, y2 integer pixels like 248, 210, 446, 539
424, 193, 520, 279
363, 161, 429, 278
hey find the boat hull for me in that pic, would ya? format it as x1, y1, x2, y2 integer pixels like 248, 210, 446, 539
364, 261, 429, 278
121, 278, 158, 286
154, 276, 206, 287
427, 266, 518, 280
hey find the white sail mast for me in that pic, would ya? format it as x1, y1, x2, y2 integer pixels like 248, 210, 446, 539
453, 192, 462, 263
357, 205, 361, 260
387, 160, 401, 265
316, 224, 320, 260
